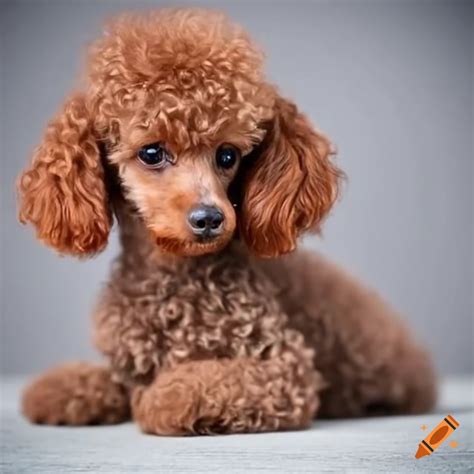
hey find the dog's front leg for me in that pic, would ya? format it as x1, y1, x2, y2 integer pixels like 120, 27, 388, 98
131, 338, 323, 436
22, 363, 130, 425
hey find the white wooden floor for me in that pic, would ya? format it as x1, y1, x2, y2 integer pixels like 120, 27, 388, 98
1, 376, 473, 473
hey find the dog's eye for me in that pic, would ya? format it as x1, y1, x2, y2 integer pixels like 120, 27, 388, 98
138, 143, 169, 169
216, 145, 240, 170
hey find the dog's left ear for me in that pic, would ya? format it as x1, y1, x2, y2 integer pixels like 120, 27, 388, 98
240, 95, 342, 258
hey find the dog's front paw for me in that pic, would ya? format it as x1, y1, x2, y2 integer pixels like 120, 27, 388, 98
131, 361, 232, 436
131, 376, 206, 435
22, 363, 130, 425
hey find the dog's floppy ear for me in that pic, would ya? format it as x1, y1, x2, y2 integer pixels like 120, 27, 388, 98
18, 93, 112, 257
240, 95, 342, 258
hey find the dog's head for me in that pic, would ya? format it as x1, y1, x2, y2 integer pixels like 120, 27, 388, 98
18, 9, 342, 259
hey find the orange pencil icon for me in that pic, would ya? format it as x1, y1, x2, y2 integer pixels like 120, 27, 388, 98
415, 414, 460, 459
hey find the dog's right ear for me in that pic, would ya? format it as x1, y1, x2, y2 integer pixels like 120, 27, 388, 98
18, 93, 112, 257
239, 95, 341, 258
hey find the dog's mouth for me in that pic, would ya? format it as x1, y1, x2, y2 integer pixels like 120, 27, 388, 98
154, 235, 229, 257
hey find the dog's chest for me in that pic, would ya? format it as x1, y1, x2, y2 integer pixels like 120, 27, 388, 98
146, 257, 286, 364
97, 250, 288, 379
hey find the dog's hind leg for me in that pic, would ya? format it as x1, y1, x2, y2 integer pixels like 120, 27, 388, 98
22, 362, 130, 425
258, 251, 437, 418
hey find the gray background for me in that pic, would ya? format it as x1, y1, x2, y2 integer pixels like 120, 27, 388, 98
1, 0, 472, 376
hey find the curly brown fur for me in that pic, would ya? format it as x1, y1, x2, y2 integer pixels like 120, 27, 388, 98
132, 357, 320, 435
257, 251, 437, 418
18, 8, 436, 436
22, 363, 130, 425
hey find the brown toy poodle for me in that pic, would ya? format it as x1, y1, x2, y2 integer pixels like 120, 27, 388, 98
18, 8, 436, 435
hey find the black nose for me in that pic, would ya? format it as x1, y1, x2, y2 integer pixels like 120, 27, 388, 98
188, 205, 225, 238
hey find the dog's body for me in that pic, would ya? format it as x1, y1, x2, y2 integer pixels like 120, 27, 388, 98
22, 207, 436, 434
19, 9, 436, 435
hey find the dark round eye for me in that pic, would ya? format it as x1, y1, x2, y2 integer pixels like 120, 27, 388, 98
138, 143, 169, 169
216, 145, 240, 170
